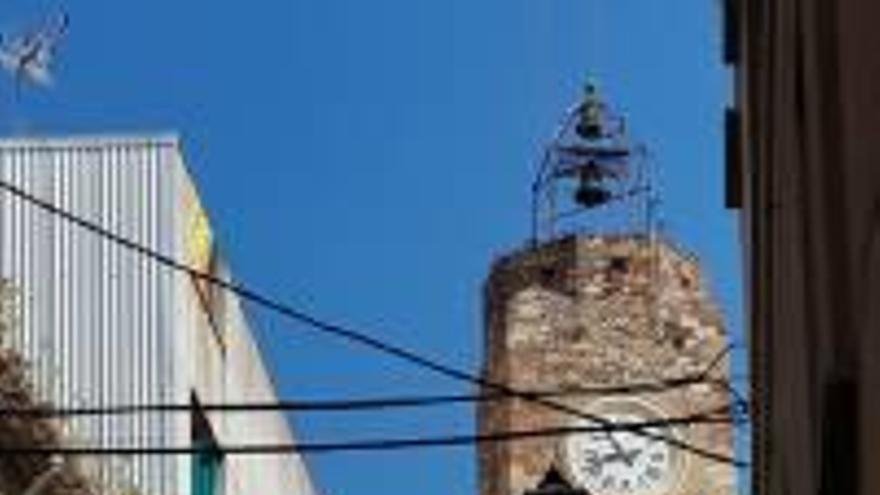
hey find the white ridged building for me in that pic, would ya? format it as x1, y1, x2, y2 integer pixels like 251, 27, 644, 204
0, 134, 318, 495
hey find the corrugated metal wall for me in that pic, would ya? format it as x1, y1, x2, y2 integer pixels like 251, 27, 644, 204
0, 135, 184, 495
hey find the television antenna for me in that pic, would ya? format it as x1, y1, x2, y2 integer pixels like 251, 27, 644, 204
0, 11, 69, 95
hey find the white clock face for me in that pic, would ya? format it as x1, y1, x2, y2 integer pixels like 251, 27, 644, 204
565, 402, 679, 494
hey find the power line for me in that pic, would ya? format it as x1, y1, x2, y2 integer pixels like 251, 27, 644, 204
0, 408, 742, 458
700, 343, 735, 380
699, 343, 751, 419
0, 388, 749, 418
0, 179, 749, 468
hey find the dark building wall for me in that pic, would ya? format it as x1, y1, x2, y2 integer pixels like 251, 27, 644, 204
731, 1, 880, 493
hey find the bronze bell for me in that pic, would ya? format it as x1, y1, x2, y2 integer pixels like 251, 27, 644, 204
575, 81, 604, 140
574, 180, 613, 208
575, 108, 603, 140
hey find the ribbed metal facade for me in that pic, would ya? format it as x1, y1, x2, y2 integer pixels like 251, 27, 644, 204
0, 134, 319, 495
0, 135, 190, 494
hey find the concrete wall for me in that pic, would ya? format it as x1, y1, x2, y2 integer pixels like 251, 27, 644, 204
187, 258, 317, 495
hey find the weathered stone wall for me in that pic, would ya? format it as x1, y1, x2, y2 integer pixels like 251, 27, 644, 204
479, 235, 735, 495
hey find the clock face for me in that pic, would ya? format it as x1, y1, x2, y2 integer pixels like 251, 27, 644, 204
564, 400, 680, 494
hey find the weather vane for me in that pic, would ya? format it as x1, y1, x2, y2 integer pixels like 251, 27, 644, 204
530, 78, 654, 243
0, 10, 69, 95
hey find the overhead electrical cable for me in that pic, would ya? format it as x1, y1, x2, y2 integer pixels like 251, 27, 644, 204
698, 343, 751, 417
0, 179, 749, 468
0, 406, 739, 457
700, 343, 735, 380
0, 388, 749, 418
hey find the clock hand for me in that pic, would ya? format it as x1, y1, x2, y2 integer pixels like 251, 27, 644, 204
598, 448, 642, 466
602, 429, 628, 461
622, 448, 642, 466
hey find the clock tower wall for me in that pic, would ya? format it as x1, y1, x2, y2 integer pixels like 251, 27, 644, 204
480, 235, 736, 495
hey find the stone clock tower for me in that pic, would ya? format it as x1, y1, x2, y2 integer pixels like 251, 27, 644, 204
478, 82, 736, 495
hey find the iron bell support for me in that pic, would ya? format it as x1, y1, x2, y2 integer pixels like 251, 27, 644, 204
530, 78, 648, 242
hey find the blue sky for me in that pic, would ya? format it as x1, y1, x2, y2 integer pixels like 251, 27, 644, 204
1, 1, 746, 494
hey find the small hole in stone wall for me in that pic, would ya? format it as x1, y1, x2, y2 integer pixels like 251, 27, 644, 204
567, 324, 589, 341
681, 274, 693, 288
664, 321, 688, 350
672, 335, 686, 349
609, 256, 629, 274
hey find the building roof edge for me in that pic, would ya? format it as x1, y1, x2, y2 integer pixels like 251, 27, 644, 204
0, 132, 181, 150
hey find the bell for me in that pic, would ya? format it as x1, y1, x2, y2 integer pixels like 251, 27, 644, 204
575, 81, 604, 140
576, 123, 602, 140
575, 110, 603, 140
574, 181, 613, 208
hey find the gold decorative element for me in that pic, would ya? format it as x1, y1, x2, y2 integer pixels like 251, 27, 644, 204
182, 181, 213, 275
